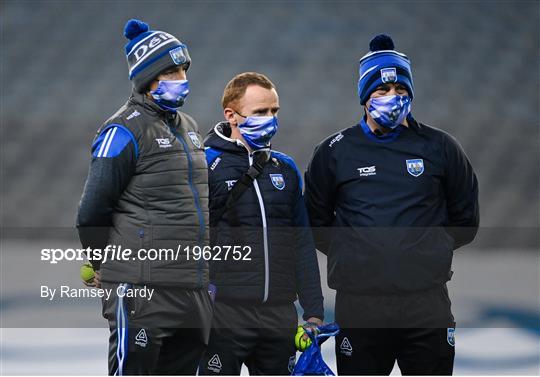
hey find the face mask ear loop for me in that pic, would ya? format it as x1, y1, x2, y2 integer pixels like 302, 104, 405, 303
233, 111, 248, 118
229, 111, 245, 128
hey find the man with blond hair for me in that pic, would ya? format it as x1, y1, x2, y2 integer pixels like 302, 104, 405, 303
199, 72, 324, 375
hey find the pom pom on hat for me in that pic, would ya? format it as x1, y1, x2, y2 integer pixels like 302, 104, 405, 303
124, 19, 149, 40
369, 34, 395, 51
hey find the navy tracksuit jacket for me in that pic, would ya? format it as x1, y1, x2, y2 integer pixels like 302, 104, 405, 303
204, 122, 324, 321
305, 116, 479, 295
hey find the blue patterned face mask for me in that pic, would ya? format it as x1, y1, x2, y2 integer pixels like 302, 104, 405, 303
237, 115, 279, 150
150, 79, 189, 112
368, 95, 411, 129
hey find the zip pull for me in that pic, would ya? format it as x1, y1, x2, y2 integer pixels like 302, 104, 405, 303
139, 229, 145, 238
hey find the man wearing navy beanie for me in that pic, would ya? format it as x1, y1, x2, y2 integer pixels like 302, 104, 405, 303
305, 35, 479, 375
77, 19, 212, 375
357, 35, 414, 106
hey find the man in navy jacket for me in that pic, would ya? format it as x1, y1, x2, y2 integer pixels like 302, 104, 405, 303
305, 35, 479, 375
200, 72, 324, 375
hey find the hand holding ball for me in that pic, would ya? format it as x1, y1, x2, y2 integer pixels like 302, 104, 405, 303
295, 325, 312, 352
80, 262, 95, 285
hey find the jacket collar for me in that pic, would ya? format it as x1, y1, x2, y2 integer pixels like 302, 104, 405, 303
129, 91, 178, 123
204, 122, 248, 154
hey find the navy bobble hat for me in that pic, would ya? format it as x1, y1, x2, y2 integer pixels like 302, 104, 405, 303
124, 19, 191, 93
358, 34, 414, 105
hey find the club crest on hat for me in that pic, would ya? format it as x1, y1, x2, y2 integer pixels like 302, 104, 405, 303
447, 328, 455, 347
381, 67, 397, 83
270, 174, 285, 190
406, 159, 424, 177
170, 45, 188, 65
188, 132, 201, 148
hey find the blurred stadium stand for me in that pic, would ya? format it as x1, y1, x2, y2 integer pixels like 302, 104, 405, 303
1, 1, 538, 247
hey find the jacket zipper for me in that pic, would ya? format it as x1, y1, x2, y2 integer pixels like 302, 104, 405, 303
139, 228, 145, 280
167, 121, 206, 288
248, 153, 270, 303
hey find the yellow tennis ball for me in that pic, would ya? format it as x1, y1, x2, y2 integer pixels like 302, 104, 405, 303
80, 262, 95, 284
295, 325, 312, 352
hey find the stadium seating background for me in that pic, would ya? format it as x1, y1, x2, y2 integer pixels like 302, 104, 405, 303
1, 1, 538, 244
1, 2, 539, 375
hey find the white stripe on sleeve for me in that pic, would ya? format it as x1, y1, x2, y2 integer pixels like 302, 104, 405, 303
102, 127, 118, 158
97, 128, 113, 158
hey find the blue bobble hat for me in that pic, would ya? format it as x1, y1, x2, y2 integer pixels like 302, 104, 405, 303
358, 34, 414, 105
124, 19, 191, 93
